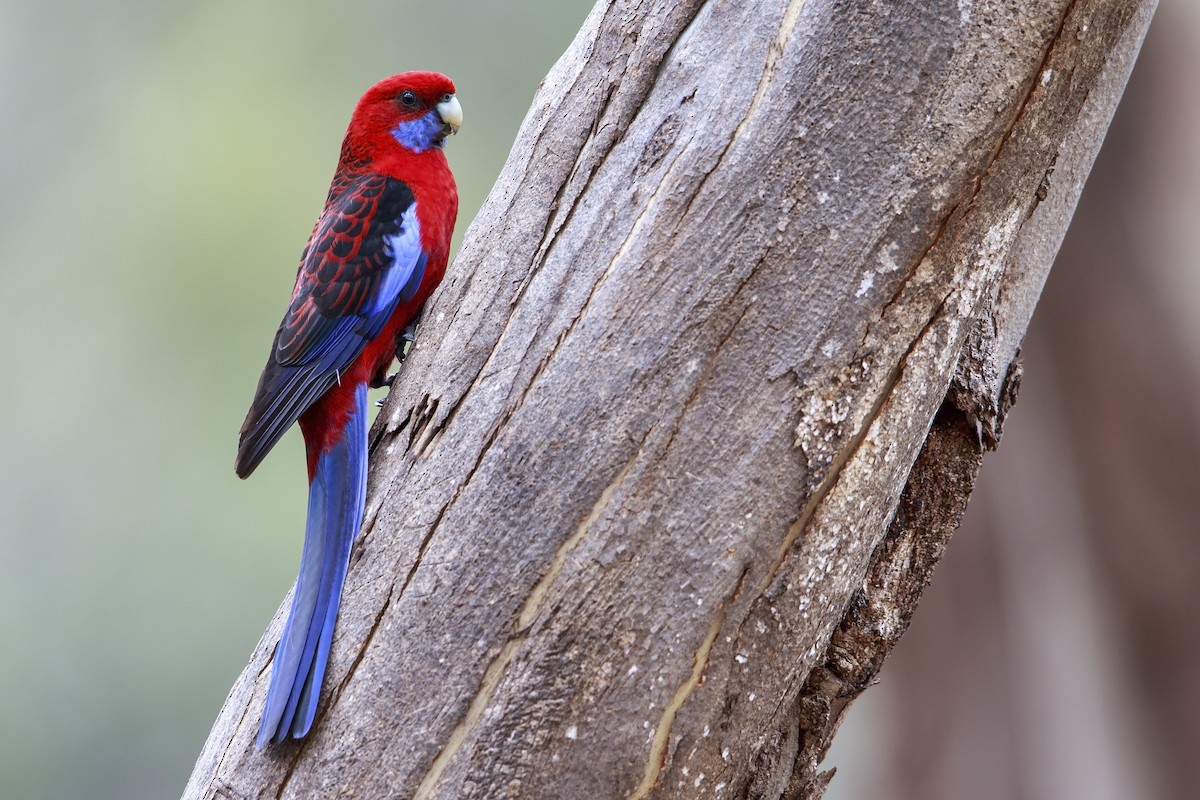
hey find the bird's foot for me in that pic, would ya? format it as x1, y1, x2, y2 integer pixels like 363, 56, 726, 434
372, 309, 425, 407
394, 310, 423, 364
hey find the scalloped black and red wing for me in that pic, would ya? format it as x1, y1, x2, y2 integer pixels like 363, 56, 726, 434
235, 174, 426, 478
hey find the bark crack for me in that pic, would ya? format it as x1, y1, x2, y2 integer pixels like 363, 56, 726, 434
331, 489, 462, 706
660, 270, 757, 456
673, 0, 808, 233
329, 580, 397, 703
974, 0, 1081, 195
766, 292, 950, 594
410, 449, 642, 800
274, 741, 305, 800
519, 85, 616, 308
721, 292, 950, 796
213, 663, 263, 785
441, 134, 697, 499
630, 564, 753, 799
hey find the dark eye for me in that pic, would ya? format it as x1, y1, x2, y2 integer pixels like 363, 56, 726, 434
399, 90, 419, 108
440, 93, 452, 103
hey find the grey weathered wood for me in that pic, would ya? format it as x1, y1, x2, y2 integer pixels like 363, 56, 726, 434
184, 1, 1156, 797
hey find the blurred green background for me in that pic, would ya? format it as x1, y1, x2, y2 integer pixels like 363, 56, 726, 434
0, 1, 591, 797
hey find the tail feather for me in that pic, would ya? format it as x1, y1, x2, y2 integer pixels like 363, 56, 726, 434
257, 383, 368, 747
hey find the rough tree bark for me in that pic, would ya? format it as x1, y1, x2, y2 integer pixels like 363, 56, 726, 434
185, 1, 1156, 798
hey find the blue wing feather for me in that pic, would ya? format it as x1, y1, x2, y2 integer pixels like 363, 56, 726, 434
369, 208, 425, 313
235, 175, 424, 478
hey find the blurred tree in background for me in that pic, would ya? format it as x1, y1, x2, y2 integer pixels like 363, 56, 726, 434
0, 1, 591, 798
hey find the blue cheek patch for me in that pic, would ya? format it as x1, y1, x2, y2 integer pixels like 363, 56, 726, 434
391, 111, 441, 153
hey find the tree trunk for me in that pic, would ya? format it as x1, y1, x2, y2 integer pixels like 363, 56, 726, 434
184, 1, 1156, 798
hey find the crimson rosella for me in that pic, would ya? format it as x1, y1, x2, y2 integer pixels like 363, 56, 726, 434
234, 72, 461, 746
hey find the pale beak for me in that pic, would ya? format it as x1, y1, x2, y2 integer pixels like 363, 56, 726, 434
435, 95, 463, 137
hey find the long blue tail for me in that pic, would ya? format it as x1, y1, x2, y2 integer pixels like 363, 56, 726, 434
257, 384, 368, 746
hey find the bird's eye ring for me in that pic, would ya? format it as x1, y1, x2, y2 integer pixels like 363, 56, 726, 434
440, 93, 452, 103
399, 90, 419, 108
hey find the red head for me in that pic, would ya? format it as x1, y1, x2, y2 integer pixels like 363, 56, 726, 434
340, 72, 462, 164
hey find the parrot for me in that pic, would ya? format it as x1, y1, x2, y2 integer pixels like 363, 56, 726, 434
234, 72, 461, 747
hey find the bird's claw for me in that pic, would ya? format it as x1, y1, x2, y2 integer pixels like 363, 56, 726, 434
374, 374, 398, 407
395, 318, 421, 365
373, 308, 425, 407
